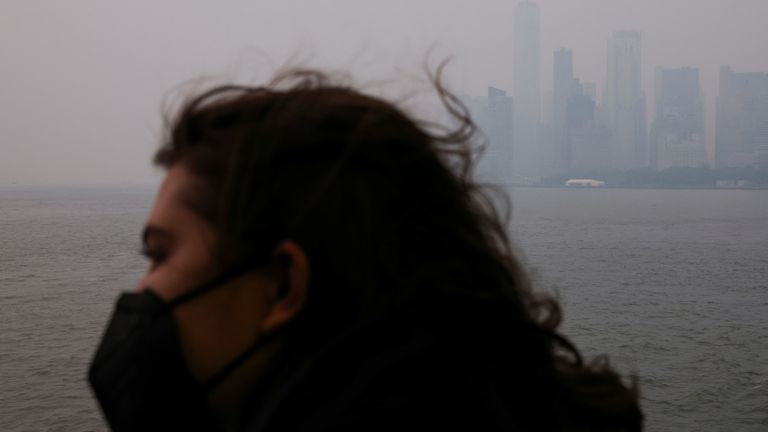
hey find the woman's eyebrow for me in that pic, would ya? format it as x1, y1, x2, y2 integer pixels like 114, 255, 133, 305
141, 225, 173, 245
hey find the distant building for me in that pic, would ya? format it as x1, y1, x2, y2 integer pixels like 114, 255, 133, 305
564, 79, 613, 172
604, 31, 648, 170
463, 88, 514, 184
652, 67, 707, 169
539, 122, 554, 177
715, 66, 768, 168
547, 47, 608, 175
487, 87, 515, 182
513, 1, 541, 177
540, 90, 554, 176
568, 80, 596, 128
460, 94, 489, 134
460, 93, 489, 165
552, 48, 574, 174
542, 90, 554, 128
581, 82, 597, 101
570, 125, 613, 172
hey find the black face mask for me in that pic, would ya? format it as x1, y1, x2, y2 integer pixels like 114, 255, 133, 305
88, 267, 280, 432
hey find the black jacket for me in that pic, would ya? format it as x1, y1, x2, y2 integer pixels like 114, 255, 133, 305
239, 305, 530, 432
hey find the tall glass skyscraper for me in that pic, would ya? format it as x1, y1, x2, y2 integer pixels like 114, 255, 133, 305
604, 31, 647, 170
553, 48, 574, 173
716, 66, 768, 168
652, 67, 707, 169
512, 1, 541, 178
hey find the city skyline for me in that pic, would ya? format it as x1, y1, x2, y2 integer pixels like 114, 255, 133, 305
465, 4, 768, 178
2, 0, 768, 185
469, 31, 768, 178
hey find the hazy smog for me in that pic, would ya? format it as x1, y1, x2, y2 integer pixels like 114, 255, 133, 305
1, 2, 767, 431
1, 0, 768, 185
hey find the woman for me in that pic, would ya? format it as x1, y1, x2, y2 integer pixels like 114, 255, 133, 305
89, 68, 643, 431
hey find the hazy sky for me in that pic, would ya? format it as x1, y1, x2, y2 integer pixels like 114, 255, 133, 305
2, 0, 767, 185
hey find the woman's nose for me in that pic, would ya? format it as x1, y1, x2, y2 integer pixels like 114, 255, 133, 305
134, 274, 150, 292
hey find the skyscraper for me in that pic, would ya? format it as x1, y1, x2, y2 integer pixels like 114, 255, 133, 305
652, 67, 707, 169
462, 88, 514, 184
569, 80, 613, 172
715, 66, 768, 168
552, 48, 574, 173
513, 1, 541, 178
604, 31, 647, 170
488, 87, 515, 182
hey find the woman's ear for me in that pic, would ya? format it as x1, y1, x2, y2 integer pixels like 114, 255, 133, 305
260, 240, 310, 334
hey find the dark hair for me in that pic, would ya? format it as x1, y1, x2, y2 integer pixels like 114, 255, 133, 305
155, 67, 643, 430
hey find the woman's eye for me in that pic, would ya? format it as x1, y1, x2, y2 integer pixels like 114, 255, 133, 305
140, 247, 167, 265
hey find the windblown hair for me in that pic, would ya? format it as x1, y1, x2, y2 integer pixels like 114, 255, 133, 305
155, 65, 643, 431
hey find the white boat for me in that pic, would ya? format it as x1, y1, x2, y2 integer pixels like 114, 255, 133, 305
564, 179, 606, 187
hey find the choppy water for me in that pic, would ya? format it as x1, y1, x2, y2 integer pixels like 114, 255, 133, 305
1, 186, 766, 431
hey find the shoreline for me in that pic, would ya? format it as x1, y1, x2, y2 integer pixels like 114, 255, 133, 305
509, 185, 768, 191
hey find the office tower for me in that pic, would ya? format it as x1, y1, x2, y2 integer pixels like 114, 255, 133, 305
568, 80, 613, 172
552, 48, 574, 173
463, 88, 514, 184
581, 83, 597, 102
460, 94, 489, 132
513, 1, 541, 178
604, 31, 647, 170
487, 87, 515, 183
568, 80, 596, 129
652, 67, 707, 169
715, 66, 768, 168
540, 90, 554, 177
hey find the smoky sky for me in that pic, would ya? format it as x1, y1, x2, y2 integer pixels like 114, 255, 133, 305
2, 0, 767, 185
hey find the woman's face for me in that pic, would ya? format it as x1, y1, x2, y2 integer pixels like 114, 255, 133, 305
136, 162, 281, 388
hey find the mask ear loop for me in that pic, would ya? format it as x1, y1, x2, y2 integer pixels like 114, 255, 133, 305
201, 324, 286, 394
164, 264, 254, 311
162, 264, 290, 394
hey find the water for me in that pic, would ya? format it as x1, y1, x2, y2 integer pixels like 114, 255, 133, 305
509, 188, 768, 431
0, 187, 152, 431
1, 186, 766, 431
